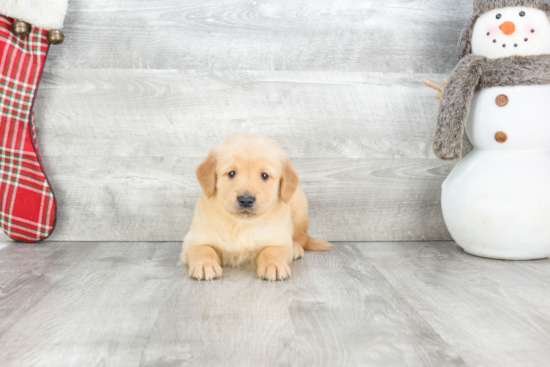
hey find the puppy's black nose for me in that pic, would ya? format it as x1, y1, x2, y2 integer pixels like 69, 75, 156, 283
237, 195, 256, 208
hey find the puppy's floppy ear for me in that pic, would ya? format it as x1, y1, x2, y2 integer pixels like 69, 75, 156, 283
196, 150, 217, 198
280, 158, 299, 204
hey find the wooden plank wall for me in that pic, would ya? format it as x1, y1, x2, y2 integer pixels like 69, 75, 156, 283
32, 0, 474, 242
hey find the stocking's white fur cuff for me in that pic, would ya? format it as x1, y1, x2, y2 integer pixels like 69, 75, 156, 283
0, 0, 69, 30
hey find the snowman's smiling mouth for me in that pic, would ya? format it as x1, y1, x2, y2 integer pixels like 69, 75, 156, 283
490, 37, 530, 49
492, 39, 527, 48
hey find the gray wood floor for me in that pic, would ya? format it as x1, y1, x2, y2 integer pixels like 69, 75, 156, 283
0, 242, 548, 366
31, 0, 476, 242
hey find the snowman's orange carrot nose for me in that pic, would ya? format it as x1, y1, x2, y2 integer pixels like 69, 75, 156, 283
500, 21, 516, 35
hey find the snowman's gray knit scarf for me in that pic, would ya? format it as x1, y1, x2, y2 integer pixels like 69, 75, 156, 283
433, 54, 550, 160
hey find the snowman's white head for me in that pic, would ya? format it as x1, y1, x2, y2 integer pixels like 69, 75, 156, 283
471, 6, 550, 58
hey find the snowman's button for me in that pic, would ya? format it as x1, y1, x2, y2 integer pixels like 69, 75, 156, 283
495, 131, 508, 143
496, 94, 509, 107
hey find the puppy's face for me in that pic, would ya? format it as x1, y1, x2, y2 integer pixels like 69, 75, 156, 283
197, 135, 299, 219
216, 154, 281, 217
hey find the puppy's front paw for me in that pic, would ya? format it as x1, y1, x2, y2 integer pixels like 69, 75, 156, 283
189, 260, 223, 281
257, 260, 291, 281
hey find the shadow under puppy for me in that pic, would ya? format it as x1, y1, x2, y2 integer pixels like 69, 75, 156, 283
182, 134, 333, 281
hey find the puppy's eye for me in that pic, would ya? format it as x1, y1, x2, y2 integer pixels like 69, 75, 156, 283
261, 173, 269, 180
520, 11, 525, 17
496, 14, 502, 19
228, 171, 236, 178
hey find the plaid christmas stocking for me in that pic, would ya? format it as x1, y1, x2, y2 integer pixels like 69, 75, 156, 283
0, 1, 68, 242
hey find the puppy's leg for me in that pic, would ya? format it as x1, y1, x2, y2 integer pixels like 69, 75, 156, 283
185, 245, 223, 281
290, 187, 309, 260
292, 241, 305, 260
257, 246, 293, 281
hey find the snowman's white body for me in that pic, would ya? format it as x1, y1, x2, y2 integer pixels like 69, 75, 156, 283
441, 6, 550, 259
442, 85, 550, 259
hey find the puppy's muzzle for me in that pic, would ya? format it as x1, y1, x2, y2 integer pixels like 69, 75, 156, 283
237, 195, 256, 208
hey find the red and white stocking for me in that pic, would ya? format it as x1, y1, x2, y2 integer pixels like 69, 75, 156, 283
0, 1, 68, 241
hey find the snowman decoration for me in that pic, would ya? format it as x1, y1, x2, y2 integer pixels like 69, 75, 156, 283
425, 0, 550, 260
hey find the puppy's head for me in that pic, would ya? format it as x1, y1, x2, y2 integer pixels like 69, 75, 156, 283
197, 134, 299, 218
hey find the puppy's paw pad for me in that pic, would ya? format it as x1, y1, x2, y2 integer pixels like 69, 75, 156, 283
293, 245, 304, 260
189, 260, 222, 281
257, 261, 291, 282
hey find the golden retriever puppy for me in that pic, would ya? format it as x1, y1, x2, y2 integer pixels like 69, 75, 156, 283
181, 134, 333, 281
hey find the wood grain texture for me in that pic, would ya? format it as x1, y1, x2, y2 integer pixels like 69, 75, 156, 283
0, 242, 179, 367
361, 242, 550, 367
35, 70, 449, 159
0, 242, 97, 339
48, 0, 472, 73
141, 244, 464, 367
41, 157, 454, 242
34, 69, 457, 241
30, 0, 475, 241
1, 242, 550, 366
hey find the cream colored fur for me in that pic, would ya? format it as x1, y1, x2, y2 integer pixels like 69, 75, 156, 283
0, 0, 69, 30
181, 134, 333, 282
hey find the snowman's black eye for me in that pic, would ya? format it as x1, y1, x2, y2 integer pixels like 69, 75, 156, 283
520, 11, 526, 17
496, 14, 502, 19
